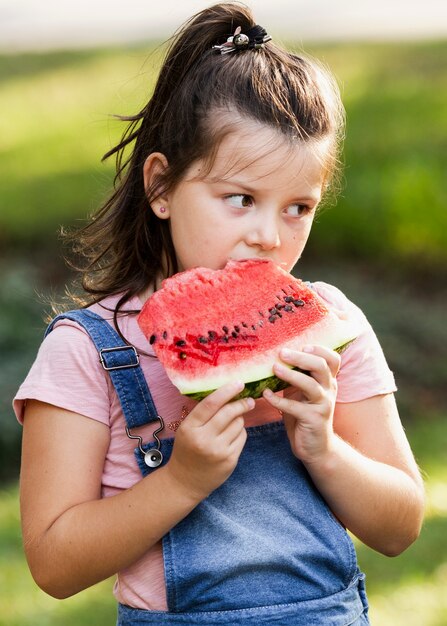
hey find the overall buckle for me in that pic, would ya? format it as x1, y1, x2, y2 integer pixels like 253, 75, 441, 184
99, 345, 140, 371
126, 415, 165, 468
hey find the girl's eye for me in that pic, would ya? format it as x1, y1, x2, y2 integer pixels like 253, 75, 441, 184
226, 194, 254, 209
285, 204, 310, 217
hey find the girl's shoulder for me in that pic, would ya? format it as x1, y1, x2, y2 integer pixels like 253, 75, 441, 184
309, 281, 397, 403
13, 294, 143, 426
309, 281, 366, 322
13, 312, 111, 426
50, 292, 144, 341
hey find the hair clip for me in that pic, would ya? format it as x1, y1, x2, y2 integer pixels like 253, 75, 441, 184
212, 25, 272, 55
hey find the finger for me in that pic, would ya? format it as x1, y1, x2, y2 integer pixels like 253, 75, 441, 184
206, 397, 255, 436
279, 346, 340, 386
270, 365, 324, 403
303, 345, 341, 378
228, 426, 248, 454
262, 388, 297, 414
220, 415, 246, 446
187, 380, 245, 427
263, 387, 322, 414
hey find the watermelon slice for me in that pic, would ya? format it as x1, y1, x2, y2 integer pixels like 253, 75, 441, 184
138, 259, 360, 400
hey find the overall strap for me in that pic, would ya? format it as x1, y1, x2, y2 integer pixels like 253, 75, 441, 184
45, 309, 160, 429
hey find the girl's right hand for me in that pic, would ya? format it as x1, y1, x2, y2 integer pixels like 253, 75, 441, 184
166, 381, 253, 500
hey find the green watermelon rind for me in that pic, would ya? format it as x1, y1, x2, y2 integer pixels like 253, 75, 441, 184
186, 338, 355, 401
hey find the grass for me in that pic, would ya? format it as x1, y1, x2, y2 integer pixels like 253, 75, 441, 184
1, 413, 445, 626
355, 415, 447, 625
0, 482, 116, 625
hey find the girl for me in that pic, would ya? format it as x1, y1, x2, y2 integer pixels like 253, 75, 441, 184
15, 3, 424, 625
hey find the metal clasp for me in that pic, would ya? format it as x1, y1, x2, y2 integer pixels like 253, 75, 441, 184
99, 346, 140, 371
126, 415, 165, 468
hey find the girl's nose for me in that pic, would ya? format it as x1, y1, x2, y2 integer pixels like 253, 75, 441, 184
245, 216, 281, 250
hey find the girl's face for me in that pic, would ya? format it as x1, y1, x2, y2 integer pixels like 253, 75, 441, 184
155, 121, 329, 274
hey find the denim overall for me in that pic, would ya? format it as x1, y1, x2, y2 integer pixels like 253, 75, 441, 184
46, 310, 369, 626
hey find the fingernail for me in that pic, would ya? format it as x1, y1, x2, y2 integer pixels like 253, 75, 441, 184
302, 345, 314, 353
233, 380, 244, 391
274, 363, 287, 374
281, 348, 292, 359
246, 398, 255, 409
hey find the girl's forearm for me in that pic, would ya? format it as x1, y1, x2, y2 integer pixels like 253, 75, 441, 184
304, 436, 425, 556
22, 390, 250, 600
25, 465, 202, 599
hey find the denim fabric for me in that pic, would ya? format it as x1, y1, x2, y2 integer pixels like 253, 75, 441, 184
117, 575, 368, 625
46, 311, 369, 626
161, 422, 362, 613
45, 310, 160, 429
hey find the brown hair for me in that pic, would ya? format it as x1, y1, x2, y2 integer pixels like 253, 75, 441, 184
67, 2, 345, 312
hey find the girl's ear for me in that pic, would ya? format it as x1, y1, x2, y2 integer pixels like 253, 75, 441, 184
143, 152, 171, 219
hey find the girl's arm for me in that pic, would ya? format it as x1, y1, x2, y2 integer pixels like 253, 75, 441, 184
322, 393, 424, 554
20, 382, 252, 599
263, 346, 425, 556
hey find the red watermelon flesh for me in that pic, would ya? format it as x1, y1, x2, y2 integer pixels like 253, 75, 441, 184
138, 259, 360, 399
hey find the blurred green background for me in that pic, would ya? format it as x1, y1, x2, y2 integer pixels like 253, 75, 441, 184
0, 39, 446, 625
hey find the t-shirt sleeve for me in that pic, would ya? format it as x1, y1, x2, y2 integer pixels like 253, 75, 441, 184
13, 321, 111, 425
312, 281, 397, 403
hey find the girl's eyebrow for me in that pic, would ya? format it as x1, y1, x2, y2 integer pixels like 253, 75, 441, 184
207, 176, 257, 193
209, 176, 320, 205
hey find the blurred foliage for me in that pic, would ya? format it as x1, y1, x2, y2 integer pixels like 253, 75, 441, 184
297, 258, 447, 419
0, 260, 47, 481
0, 45, 162, 249
0, 38, 446, 626
307, 41, 447, 269
0, 40, 446, 266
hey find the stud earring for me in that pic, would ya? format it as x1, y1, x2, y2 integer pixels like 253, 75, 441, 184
159, 206, 166, 214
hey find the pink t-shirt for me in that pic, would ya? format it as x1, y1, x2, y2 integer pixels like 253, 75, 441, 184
14, 282, 396, 610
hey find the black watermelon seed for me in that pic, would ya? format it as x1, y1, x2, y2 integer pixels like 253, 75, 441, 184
222, 326, 229, 334
268, 316, 277, 323
284, 305, 293, 312
222, 336, 229, 343
275, 304, 284, 310
208, 331, 217, 339
175, 339, 186, 347
242, 322, 248, 328
179, 352, 187, 360
234, 325, 240, 333
149, 334, 156, 344
269, 307, 276, 314
284, 296, 293, 303
276, 311, 282, 318
162, 331, 168, 340
198, 336, 208, 344
232, 331, 238, 339
293, 299, 304, 307
251, 325, 257, 331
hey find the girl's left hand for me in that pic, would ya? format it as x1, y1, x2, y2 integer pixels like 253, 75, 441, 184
262, 345, 341, 465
